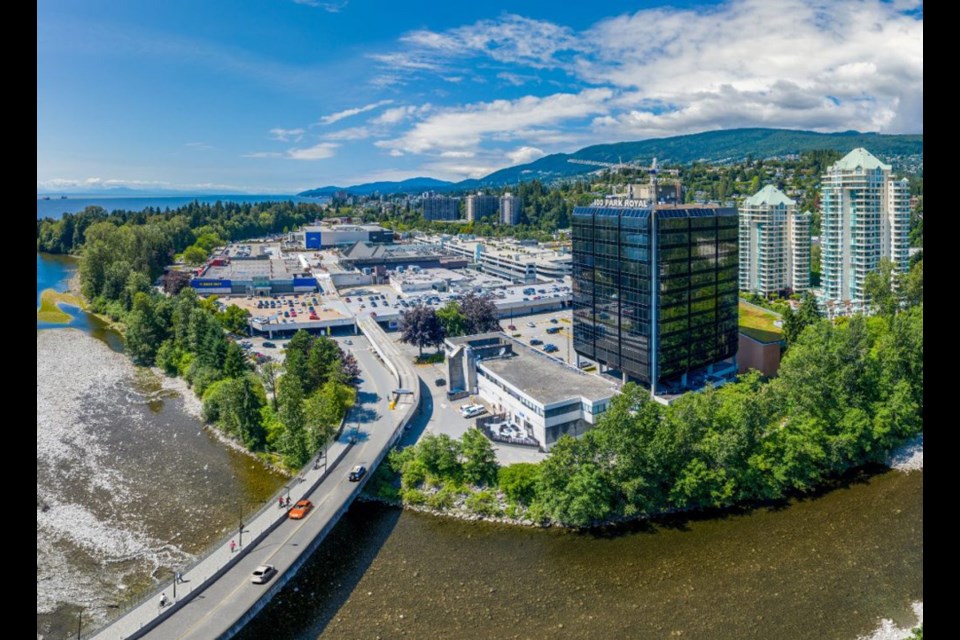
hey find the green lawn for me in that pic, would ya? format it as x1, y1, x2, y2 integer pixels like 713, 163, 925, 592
739, 301, 784, 343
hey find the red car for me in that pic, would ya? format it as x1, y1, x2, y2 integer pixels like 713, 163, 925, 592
288, 499, 313, 519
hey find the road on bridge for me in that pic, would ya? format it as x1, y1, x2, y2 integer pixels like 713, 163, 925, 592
91, 333, 412, 640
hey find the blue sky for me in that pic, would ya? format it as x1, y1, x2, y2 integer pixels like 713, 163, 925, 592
37, 0, 923, 194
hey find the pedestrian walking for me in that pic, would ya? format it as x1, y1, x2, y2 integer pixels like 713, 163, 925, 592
159, 593, 168, 608
278, 496, 284, 509
229, 539, 236, 553
175, 572, 182, 584
285, 496, 291, 507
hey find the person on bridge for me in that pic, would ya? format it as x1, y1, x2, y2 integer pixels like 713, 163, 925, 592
278, 496, 284, 509
159, 593, 168, 608
229, 540, 236, 553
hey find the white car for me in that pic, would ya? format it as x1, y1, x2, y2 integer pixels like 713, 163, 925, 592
460, 404, 487, 419
251, 565, 277, 584
527, 321, 536, 328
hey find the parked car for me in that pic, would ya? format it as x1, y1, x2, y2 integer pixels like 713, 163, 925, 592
345, 339, 353, 345
460, 404, 487, 418
348, 465, 367, 481
251, 565, 277, 584
543, 344, 559, 353
434, 377, 446, 387
507, 324, 517, 331
550, 318, 559, 324
527, 321, 536, 328
529, 338, 543, 346
288, 499, 313, 519
263, 341, 276, 348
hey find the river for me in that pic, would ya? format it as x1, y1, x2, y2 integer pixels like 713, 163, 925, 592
36, 253, 922, 640
36, 255, 288, 639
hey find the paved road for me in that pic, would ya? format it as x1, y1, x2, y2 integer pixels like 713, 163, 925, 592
90, 334, 412, 640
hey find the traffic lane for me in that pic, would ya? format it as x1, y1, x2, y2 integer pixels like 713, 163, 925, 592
170, 469, 367, 639
142, 340, 396, 639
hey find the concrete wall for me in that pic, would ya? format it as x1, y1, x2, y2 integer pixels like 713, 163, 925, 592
737, 333, 782, 377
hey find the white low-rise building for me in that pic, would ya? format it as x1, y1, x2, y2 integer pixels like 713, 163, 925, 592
445, 333, 617, 451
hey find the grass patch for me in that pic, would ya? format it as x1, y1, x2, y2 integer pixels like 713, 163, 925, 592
739, 301, 783, 343
414, 352, 445, 365
37, 289, 84, 324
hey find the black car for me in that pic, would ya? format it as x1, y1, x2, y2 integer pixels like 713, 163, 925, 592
434, 377, 446, 386
263, 341, 276, 348
348, 465, 367, 481
529, 338, 543, 346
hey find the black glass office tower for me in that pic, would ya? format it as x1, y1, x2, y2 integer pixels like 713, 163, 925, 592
572, 204, 739, 393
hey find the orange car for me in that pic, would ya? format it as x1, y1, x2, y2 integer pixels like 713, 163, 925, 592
288, 499, 313, 519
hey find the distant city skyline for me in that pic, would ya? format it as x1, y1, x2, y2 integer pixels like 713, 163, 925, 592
38, 0, 923, 194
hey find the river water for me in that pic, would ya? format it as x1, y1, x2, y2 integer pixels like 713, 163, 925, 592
236, 468, 922, 640
36, 253, 922, 640
36, 255, 287, 639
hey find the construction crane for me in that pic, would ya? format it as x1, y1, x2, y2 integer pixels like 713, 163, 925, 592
568, 157, 678, 187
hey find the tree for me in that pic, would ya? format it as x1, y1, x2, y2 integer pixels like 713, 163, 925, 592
863, 258, 899, 317
218, 305, 251, 335
497, 463, 540, 506
162, 270, 192, 296
901, 259, 923, 308
460, 292, 500, 334
182, 245, 208, 266
399, 306, 445, 357
461, 428, 498, 486
259, 361, 282, 410
436, 301, 469, 338
125, 292, 165, 364
223, 342, 248, 378
414, 434, 463, 482
783, 291, 820, 345
278, 375, 309, 467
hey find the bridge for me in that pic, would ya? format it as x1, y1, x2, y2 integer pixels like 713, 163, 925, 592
89, 319, 418, 639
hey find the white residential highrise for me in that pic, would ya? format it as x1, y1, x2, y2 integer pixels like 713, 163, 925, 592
739, 185, 810, 295
500, 193, 522, 225
820, 148, 910, 312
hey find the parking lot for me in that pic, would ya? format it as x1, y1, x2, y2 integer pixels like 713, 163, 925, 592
390, 331, 547, 465
498, 308, 598, 372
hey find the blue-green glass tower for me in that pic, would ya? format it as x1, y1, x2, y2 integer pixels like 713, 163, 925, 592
572, 201, 739, 394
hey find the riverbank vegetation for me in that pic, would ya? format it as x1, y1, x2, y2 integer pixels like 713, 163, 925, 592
378, 297, 923, 527
36, 200, 354, 471
37, 288, 84, 323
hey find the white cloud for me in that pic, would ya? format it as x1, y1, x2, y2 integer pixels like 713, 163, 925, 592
184, 142, 212, 150
506, 146, 546, 165
439, 151, 475, 158
286, 142, 339, 160
497, 72, 537, 87
318, 100, 393, 125
419, 161, 499, 180
293, 0, 348, 12
388, 149, 404, 157
371, 104, 432, 125
323, 126, 371, 140
378, 88, 612, 154
378, 0, 922, 142
399, 14, 579, 69
242, 151, 284, 158
269, 128, 305, 142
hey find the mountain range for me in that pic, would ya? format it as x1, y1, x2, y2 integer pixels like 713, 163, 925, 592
298, 128, 923, 197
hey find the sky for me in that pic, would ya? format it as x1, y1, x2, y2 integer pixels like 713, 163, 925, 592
37, 0, 923, 194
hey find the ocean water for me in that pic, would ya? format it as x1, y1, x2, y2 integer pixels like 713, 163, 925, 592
36, 194, 324, 219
